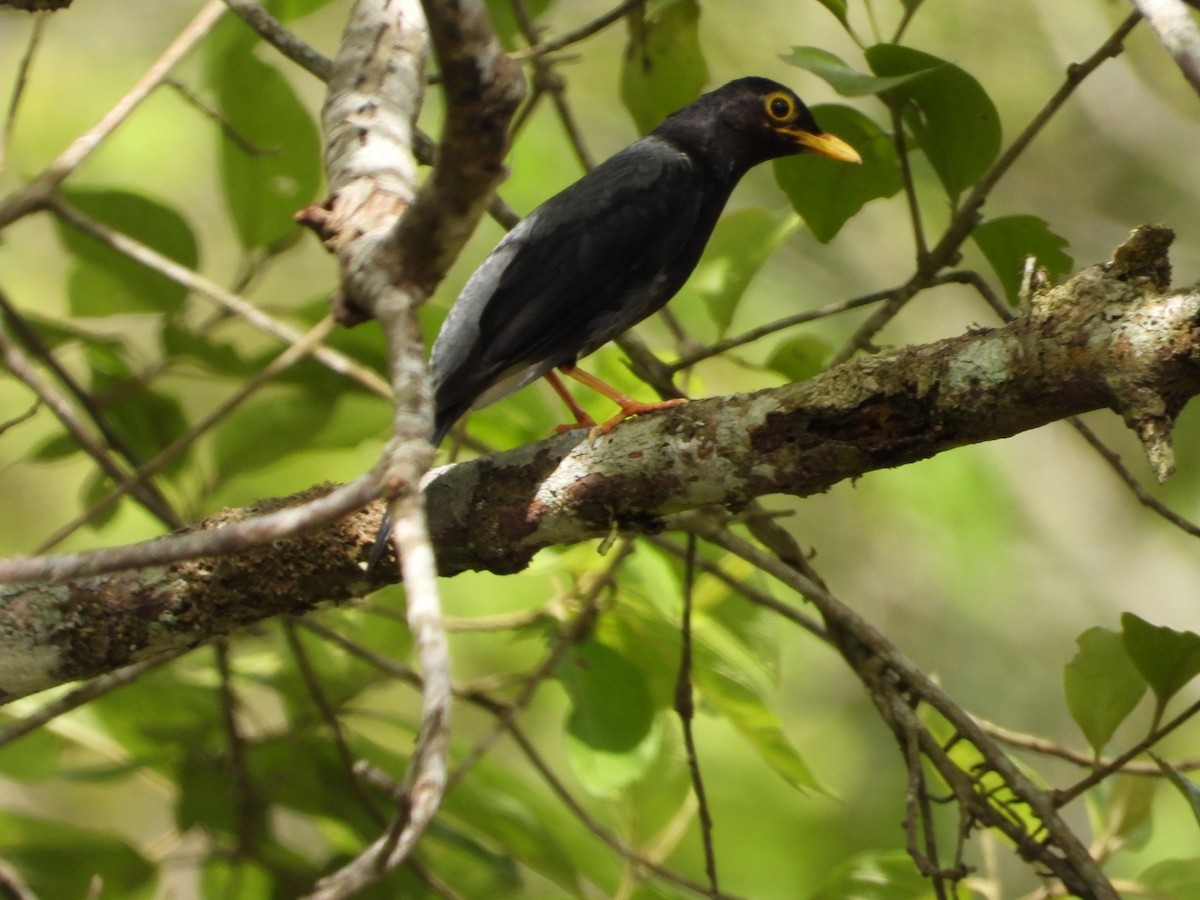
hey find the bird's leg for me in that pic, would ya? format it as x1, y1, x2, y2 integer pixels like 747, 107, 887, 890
544, 369, 597, 432
559, 365, 686, 436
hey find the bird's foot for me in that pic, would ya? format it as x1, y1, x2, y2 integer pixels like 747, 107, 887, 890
588, 397, 688, 440
552, 418, 594, 436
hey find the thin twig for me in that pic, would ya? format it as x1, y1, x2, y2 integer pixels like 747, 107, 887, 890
214, 641, 260, 856
32, 316, 338, 553
0, 314, 181, 529
282, 620, 389, 826
0, 0, 228, 227
835, 12, 1142, 360
509, 0, 646, 60
0, 401, 39, 437
0, 12, 47, 183
1055, 696, 1200, 807
1069, 416, 1200, 539
447, 539, 634, 789
0, 289, 181, 530
688, 512, 1117, 898
222, 0, 334, 80
675, 532, 719, 896
648, 535, 827, 641
975, 716, 1200, 774
0, 465, 382, 584
0, 653, 180, 744
46, 197, 390, 397
671, 286, 897, 373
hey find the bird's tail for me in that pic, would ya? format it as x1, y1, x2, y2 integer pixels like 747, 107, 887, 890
367, 402, 466, 571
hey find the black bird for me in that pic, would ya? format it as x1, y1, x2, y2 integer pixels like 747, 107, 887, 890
371, 77, 859, 566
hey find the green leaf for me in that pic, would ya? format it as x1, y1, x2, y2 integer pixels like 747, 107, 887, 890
1091, 774, 1156, 851
55, 187, 199, 316
1122, 613, 1200, 715
1138, 857, 1200, 898
484, 0, 553, 48
445, 753, 592, 896
212, 388, 340, 483
208, 22, 322, 249
766, 334, 830, 382
692, 208, 800, 336
774, 103, 902, 242
865, 43, 1001, 200
0, 812, 154, 899
782, 46, 932, 97
89, 665, 222, 766
620, 0, 709, 135
0, 726, 63, 781
694, 654, 825, 793
1151, 753, 1200, 830
970, 215, 1073, 304
161, 319, 262, 379
557, 640, 660, 795
176, 744, 247, 837
201, 859, 275, 900
87, 350, 189, 471
812, 0, 849, 27
809, 850, 937, 899
267, 0, 341, 22
1063, 627, 1147, 755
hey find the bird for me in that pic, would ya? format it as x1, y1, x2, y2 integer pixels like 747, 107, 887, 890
370, 76, 860, 568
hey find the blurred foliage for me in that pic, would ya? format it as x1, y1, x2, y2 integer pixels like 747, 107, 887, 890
1, 0, 1200, 897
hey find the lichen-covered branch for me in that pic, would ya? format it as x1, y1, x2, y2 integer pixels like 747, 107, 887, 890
0, 228, 1196, 700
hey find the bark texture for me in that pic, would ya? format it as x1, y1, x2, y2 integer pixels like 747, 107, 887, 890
0, 227, 1195, 700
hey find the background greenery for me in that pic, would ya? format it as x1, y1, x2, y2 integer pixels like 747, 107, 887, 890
2, 0, 1200, 897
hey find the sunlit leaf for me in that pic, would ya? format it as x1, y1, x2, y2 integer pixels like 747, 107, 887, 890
809, 850, 938, 899
693, 207, 800, 337
89, 664, 222, 767
782, 46, 931, 97
1063, 627, 1147, 755
557, 639, 661, 795
208, 21, 321, 249
620, 0, 709, 135
79, 343, 189, 474
445, 752, 592, 895
865, 43, 1001, 200
1122, 613, 1200, 715
694, 655, 825, 793
1091, 774, 1156, 852
161, 320, 262, 379
766, 334, 830, 382
484, 0, 553, 48
212, 389, 341, 483
0, 812, 154, 898
55, 187, 199, 316
267, 0, 341, 22
1151, 753, 1200, 830
971, 215, 1072, 304
812, 0, 848, 27
1137, 857, 1200, 898
0, 727, 62, 781
775, 103, 901, 242
201, 859, 274, 899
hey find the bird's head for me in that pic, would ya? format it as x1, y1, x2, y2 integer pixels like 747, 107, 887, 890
655, 77, 861, 179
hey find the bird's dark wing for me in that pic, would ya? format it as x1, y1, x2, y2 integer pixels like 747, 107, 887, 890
431, 137, 718, 419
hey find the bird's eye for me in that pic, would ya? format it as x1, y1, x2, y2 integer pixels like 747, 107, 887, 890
765, 92, 794, 121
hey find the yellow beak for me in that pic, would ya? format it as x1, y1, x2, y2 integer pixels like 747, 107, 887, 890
785, 129, 862, 164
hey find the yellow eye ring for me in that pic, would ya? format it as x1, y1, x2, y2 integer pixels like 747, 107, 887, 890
764, 91, 795, 121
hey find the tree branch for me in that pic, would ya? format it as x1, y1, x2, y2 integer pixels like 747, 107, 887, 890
1131, 0, 1200, 97
0, 227, 1194, 701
